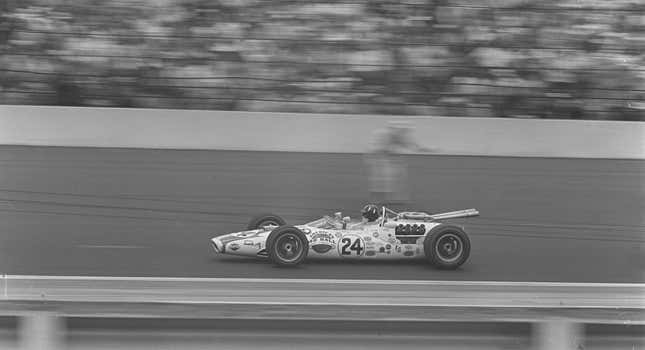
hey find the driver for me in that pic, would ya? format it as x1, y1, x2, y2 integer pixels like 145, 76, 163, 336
361, 204, 380, 223
325, 206, 381, 230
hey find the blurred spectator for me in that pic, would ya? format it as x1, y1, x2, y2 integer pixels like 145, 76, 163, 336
366, 121, 435, 208
0, 0, 643, 120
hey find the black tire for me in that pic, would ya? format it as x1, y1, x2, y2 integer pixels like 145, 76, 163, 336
247, 213, 286, 230
424, 225, 471, 269
266, 226, 308, 267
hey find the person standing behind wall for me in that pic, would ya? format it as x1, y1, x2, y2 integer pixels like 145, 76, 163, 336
365, 121, 435, 208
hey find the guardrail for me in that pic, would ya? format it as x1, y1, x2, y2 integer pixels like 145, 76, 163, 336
1, 105, 644, 158
1, 276, 643, 350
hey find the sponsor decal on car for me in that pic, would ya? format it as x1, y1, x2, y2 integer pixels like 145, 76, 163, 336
311, 232, 336, 254
229, 243, 240, 251
312, 232, 336, 244
338, 234, 365, 257
405, 245, 414, 250
379, 247, 385, 253
311, 244, 333, 254
373, 232, 379, 238
244, 240, 254, 246
365, 236, 372, 242
385, 244, 391, 250
365, 250, 376, 256
388, 237, 396, 244
225, 230, 263, 242
404, 251, 414, 257
396, 245, 402, 253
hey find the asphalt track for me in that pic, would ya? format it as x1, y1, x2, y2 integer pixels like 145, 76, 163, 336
0, 146, 643, 282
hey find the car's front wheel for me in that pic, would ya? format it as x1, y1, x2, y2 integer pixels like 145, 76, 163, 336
266, 226, 308, 267
247, 213, 286, 230
424, 225, 470, 269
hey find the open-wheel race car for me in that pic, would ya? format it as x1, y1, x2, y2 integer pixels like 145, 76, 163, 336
210, 205, 479, 269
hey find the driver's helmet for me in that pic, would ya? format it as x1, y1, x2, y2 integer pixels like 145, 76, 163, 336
361, 204, 380, 222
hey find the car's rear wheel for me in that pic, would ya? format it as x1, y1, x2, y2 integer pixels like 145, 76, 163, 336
266, 226, 308, 267
424, 225, 470, 269
247, 213, 286, 230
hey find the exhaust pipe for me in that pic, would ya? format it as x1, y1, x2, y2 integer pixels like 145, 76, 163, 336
430, 209, 480, 220
398, 209, 479, 221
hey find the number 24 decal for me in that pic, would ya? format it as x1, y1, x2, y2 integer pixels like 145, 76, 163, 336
341, 237, 364, 256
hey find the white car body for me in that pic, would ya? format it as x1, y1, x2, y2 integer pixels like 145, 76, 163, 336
211, 207, 478, 261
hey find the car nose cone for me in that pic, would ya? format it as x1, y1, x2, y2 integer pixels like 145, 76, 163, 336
211, 237, 224, 253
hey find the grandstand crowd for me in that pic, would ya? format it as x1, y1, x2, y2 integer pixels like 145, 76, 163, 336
1, 0, 643, 120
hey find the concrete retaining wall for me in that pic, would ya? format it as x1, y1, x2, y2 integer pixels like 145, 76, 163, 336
1, 105, 643, 158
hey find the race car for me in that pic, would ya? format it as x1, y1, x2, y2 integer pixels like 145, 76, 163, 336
210, 204, 479, 269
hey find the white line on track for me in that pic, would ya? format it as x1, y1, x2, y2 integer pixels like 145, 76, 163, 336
5, 275, 644, 287
107, 300, 643, 309
3, 275, 643, 309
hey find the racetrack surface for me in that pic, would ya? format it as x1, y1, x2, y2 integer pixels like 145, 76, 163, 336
0, 146, 643, 282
